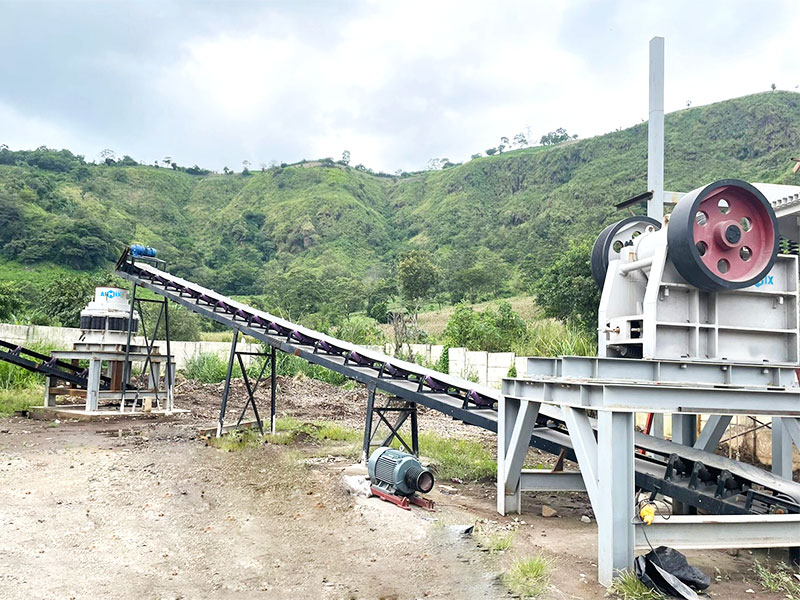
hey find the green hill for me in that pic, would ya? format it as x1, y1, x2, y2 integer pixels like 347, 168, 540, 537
1, 90, 799, 325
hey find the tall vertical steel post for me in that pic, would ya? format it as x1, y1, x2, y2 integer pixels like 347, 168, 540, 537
648, 36, 666, 440
270, 346, 277, 434
647, 36, 665, 220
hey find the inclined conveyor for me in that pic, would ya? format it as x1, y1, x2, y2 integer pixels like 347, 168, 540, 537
114, 248, 800, 516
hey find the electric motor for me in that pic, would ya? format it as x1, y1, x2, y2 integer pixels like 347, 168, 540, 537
368, 447, 434, 497
130, 244, 157, 258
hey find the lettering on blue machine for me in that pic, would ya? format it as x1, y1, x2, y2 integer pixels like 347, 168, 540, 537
100, 290, 122, 299
754, 275, 774, 288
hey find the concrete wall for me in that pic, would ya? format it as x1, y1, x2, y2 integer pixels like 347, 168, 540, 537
0, 323, 258, 370
447, 348, 515, 388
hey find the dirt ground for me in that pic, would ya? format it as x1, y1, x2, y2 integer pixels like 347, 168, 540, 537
0, 376, 794, 599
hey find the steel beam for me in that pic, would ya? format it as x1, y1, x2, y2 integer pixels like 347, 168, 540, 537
503, 400, 540, 494
694, 415, 731, 452
520, 470, 586, 492
562, 406, 600, 508
524, 355, 799, 388
504, 378, 800, 415
635, 514, 800, 550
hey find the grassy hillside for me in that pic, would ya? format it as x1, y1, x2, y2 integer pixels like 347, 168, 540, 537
1, 91, 799, 325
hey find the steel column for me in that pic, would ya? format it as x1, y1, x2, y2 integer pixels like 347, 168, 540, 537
217, 329, 239, 437
121, 282, 137, 396
596, 411, 635, 587
497, 395, 522, 515
673, 413, 697, 514
270, 346, 277, 434
85, 358, 102, 412
362, 384, 377, 463
773, 417, 799, 480
163, 297, 174, 412
503, 400, 540, 494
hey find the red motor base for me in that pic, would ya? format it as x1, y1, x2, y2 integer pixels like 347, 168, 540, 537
370, 485, 435, 511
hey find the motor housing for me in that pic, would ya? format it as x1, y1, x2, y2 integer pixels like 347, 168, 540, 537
368, 447, 434, 497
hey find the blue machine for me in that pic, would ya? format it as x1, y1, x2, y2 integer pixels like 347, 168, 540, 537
130, 244, 157, 258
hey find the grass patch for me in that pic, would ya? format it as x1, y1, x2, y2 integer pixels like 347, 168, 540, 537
264, 417, 361, 446
753, 560, 800, 599
477, 528, 514, 553
0, 388, 42, 416
607, 570, 665, 600
418, 432, 496, 481
503, 554, 552, 598
208, 427, 264, 451
513, 318, 595, 357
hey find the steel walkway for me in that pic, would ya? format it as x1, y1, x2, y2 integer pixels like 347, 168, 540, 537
114, 248, 800, 515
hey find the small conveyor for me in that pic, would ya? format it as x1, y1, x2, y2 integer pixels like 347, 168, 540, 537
0, 339, 112, 390
114, 248, 800, 516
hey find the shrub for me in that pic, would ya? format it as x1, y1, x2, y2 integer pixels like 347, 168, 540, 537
183, 352, 240, 383
443, 301, 526, 352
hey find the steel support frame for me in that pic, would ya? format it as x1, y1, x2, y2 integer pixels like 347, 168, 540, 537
501, 395, 800, 586
121, 287, 174, 413
499, 396, 634, 586
362, 388, 419, 461
217, 330, 275, 437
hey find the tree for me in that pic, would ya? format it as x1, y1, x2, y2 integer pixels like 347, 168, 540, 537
331, 276, 366, 317
471, 153, 482, 160
223, 166, 230, 175
771, 83, 777, 91
40, 273, 113, 327
99, 149, 116, 163
425, 158, 443, 170
366, 277, 396, 323
485, 148, 497, 156
531, 238, 599, 333
0, 281, 27, 321
397, 250, 439, 320
341, 150, 351, 166
540, 127, 576, 146
513, 132, 528, 147
162, 156, 172, 167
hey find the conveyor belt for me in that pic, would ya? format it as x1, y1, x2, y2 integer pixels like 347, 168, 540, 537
115, 248, 800, 515
0, 339, 111, 390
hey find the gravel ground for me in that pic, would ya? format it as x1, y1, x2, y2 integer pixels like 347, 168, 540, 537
0, 376, 793, 599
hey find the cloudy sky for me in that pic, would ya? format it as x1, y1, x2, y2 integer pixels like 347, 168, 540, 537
1, 0, 799, 173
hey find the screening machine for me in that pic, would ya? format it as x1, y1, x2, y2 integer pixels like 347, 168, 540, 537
500, 179, 800, 585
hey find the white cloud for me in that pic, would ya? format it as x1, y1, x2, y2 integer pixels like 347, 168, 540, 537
2, 0, 800, 173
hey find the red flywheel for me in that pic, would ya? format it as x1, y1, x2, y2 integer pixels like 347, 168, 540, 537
667, 179, 778, 291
